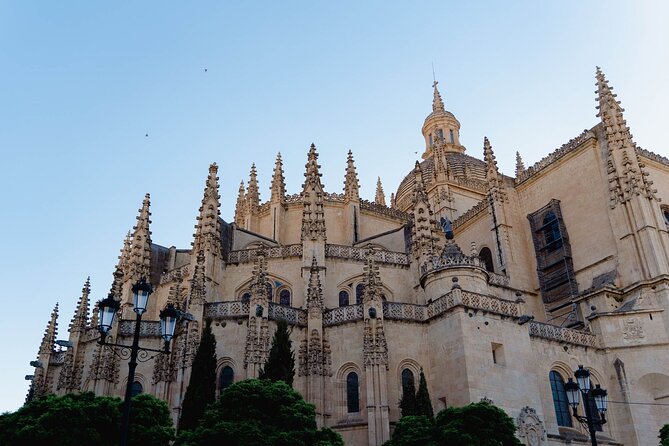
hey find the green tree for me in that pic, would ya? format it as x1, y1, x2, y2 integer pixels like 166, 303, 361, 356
399, 375, 417, 417
179, 318, 217, 432
259, 319, 295, 386
175, 379, 342, 446
0, 392, 174, 446
385, 415, 435, 446
434, 401, 521, 446
660, 424, 669, 446
414, 369, 434, 420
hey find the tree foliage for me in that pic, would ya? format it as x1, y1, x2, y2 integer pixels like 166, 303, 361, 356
179, 318, 217, 432
660, 424, 669, 446
0, 392, 174, 446
414, 369, 434, 420
386, 401, 521, 446
259, 319, 295, 386
175, 379, 342, 446
399, 375, 417, 417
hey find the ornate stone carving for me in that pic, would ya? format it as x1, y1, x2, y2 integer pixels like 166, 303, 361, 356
363, 319, 388, 368
243, 316, 270, 369
622, 317, 645, 343
87, 344, 119, 383
528, 321, 599, 348
517, 406, 546, 446
325, 244, 409, 267
227, 245, 303, 264
57, 348, 83, 391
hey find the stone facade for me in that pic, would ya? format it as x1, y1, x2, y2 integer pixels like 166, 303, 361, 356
29, 69, 669, 445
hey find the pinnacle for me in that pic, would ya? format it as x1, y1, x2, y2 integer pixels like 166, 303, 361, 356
343, 149, 360, 201
515, 151, 525, 177
39, 303, 59, 355
193, 162, 222, 256
432, 80, 445, 112
270, 152, 286, 202
375, 177, 386, 206
70, 276, 91, 332
128, 193, 152, 283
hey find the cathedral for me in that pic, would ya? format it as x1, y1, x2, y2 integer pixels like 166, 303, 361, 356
29, 68, 669, 445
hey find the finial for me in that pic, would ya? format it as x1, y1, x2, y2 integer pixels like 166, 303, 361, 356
515, 151, 525, 178
343, 149, 360, 201
432, 80, 445, 112
193, 162, 222, 256
375, 177, 386, 206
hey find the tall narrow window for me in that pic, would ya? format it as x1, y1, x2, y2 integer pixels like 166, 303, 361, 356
219, 366, 234, 392
436, 128, 444, 140
401, 368, 415, 393
449, 129, 454, 143
542, 212, 562, 251
346, 372, 360, 413
339, 290, 350, 307
663, 207, 669, 230
479, 247, 495, 272
279, 289, 291, 306
131, 381, 143, 397
355, 284, 365, 305
549, 371, 572, 427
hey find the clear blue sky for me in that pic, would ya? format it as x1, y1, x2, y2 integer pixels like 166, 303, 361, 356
1, 1, 667, 412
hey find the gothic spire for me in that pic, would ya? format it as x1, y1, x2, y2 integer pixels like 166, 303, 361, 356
595, 67, 656, 203
410, 161, 440, 259
343, 150, 360, 202
432, 80, 445, 112
375, 177, 386, 206
39, 303, 59, 355
188, 250, 206, 307
306, 256, 323, 311
246, 164, 260, 213
234, 180, 246, 226
270, 152, 286, 203
484, 137, 506, 202
192, 163, 222, 257
301, 144, 327, 241
515, 151, 525, 178
128, 194, 152, 283
69, 277, 90, 333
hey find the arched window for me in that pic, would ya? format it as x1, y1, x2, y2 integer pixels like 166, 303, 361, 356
241, 292, 251, 304
436, 128, 444, 140
543, 212, 562, 251
449, 129, 455, 143
401, 368, 415, 394
130, 381, 143, 397
339, 290, 349, 307
219, 366, 234, 392
355, 284, 365, 305
549, 371, 572, 427
663, 208, 669, 230
346, 372, 360, 413
279, 289, 291, 306
479, 247, 495, 272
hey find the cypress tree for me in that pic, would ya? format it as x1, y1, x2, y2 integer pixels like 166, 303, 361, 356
399, 375, 417, 417
259, 319, 295, 385
178, 319, 217, 432
414, 369, 434, 420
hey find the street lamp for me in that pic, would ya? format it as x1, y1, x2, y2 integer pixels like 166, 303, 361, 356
564, 365, 608, 446
97, 277, 185, 446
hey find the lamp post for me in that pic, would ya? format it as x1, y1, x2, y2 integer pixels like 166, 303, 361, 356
564, 365, 608, 446
97, 277, 182, 446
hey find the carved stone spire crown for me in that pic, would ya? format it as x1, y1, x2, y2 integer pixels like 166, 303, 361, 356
234, 180, 246, 226
375, 177, 386, 206
301, 144, 327, 241
343, 150, 360, 202
246, 164, 260, 214
128, 194, 152, 283
69, 277, 90, 333
192, 163, 222, 257
39, 303, 59, 355
515, 151, 525, 178
270, 152, 286, 203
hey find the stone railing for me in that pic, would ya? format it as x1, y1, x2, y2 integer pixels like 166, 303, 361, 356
360, 199, 410, 220
637, 147, 669, 168
118, 320, 161, 337
227, 244, 303, 264
515, 130, 593, 184
323, 304, 364, 326
460, 291, 520, 317
488, 272, 511, 287
268, 302, 307, 327
50, 351, 66, 365
528, 321, 599, 348
453, 200, 488, 230
205, 301, 250, 319
383, 302, 426, 322
160, 264, 190, 284
324, 192, 346, 202
325, 244, 410, 266
420, 254, 485, 276
455, 177, 487, 193
285, 193, 302, 203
